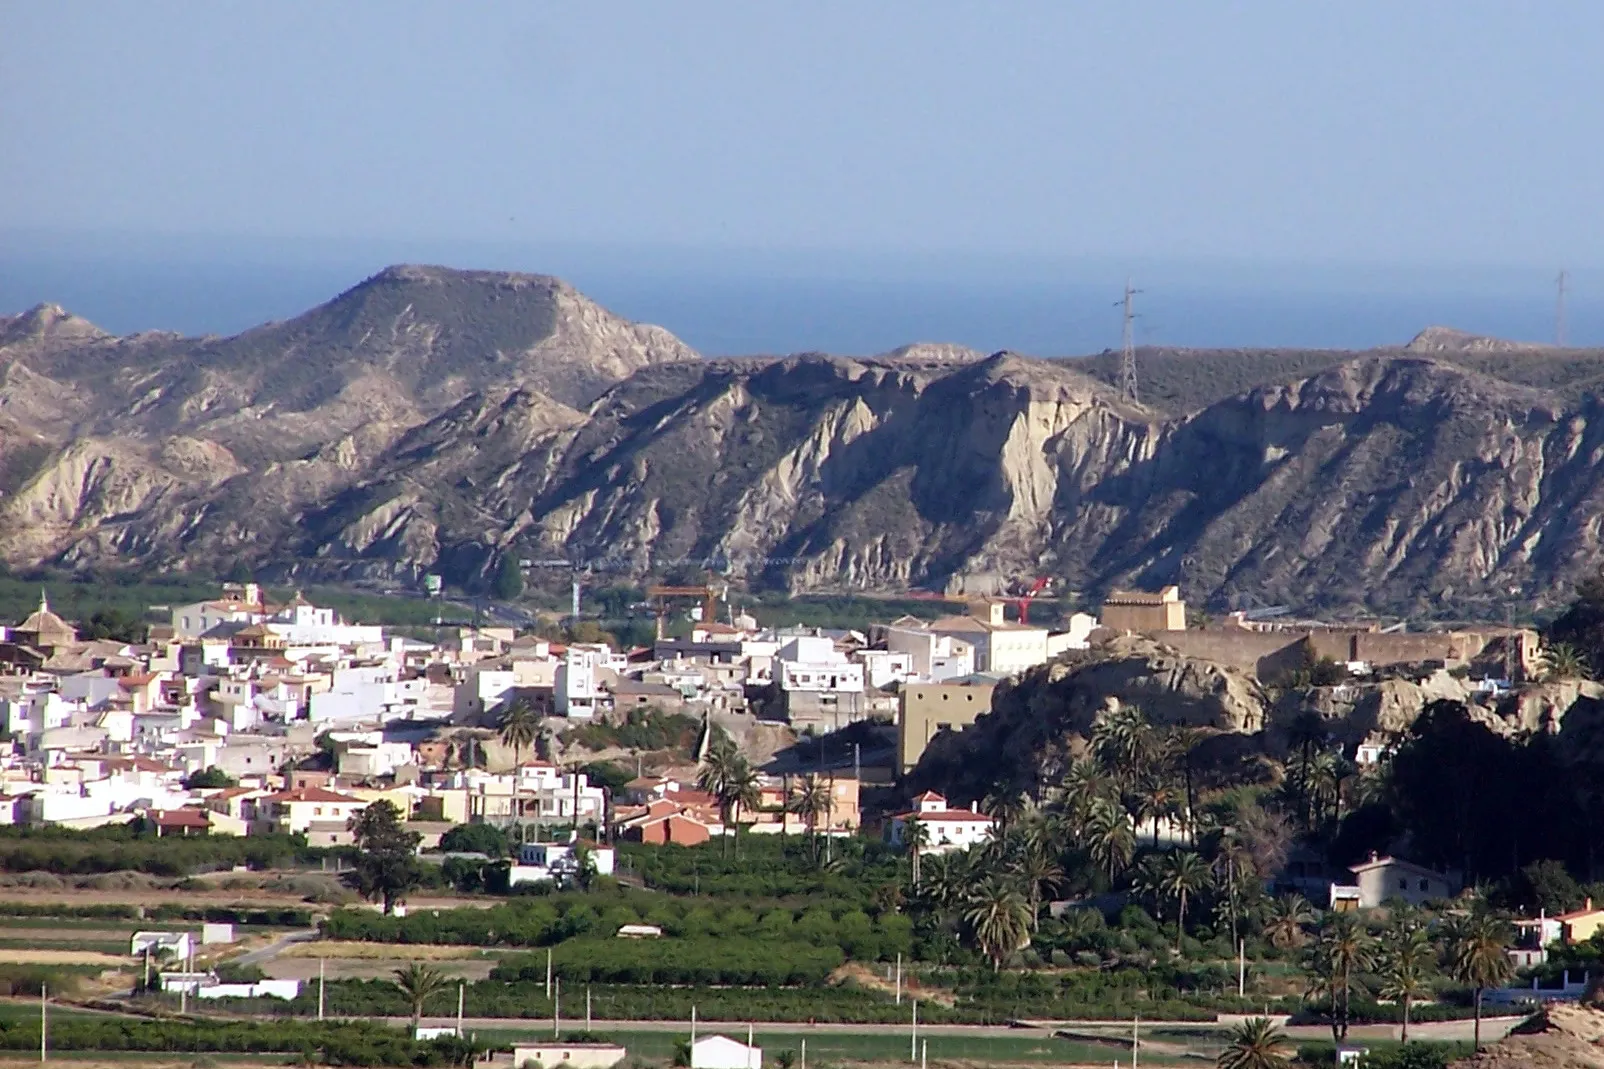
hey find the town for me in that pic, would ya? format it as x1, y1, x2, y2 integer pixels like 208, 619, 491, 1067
0, 574, 1596, 1068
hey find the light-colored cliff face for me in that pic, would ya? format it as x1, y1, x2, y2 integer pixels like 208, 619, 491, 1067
11, 267, 1604, 616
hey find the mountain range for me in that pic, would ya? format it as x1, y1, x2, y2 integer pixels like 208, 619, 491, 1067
4, 263, 1604, 618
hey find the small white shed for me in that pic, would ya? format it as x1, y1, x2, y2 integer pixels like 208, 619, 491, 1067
692, 1035, 761, 1069
132, 931, 192, 960
201, 922, 235, 944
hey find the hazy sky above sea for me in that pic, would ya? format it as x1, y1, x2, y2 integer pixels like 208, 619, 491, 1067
3, 1, 1603, 352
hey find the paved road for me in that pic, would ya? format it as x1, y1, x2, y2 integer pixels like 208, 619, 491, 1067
394, 1015, 1527, 1042
232, 928, 318, 968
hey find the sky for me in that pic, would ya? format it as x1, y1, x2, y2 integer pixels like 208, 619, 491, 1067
2, 2, 1603, 351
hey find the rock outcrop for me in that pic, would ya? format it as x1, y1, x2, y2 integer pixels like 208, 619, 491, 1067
9, 268, 1604, 616
907, 637, 1271, 804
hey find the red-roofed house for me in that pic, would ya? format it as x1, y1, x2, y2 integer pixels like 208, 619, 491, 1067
615, 798, 721, 847
146, 808, 212, 837
885, 791, 994, 853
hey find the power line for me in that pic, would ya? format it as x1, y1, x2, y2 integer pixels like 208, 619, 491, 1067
1117, 279, 1142, 404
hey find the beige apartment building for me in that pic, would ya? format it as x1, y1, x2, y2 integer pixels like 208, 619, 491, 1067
898, 678, 997, 772
1101, 586, 1186, 633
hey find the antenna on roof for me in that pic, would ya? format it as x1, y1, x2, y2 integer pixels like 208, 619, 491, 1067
1117, 279, 1142, 404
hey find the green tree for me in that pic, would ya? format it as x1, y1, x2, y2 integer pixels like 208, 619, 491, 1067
1543, 641, 1591, 681
1083, 799, 1135, 883
347, 800, 422, 915
438, 822, 509, 858
497, 700, 540, 764
393, 962, 450, 1034
1216, 1017, 1291, 1069
1264, 894, 1316, 951
697, 742, 760, 858
182, 767, 236, 790
1377, 927, 1435, 1042
1156, 850, 1213, 953
1305, 911, 1373, 1044
963, 877, 1032, 971
787, 775, 832, 865
493, 555, 525, 601
1010, 842, 1064, 931
1443, 911, 1514, 1050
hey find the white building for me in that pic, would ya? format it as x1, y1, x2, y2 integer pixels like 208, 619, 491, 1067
885, 791, 996, 854
453, 666, 517, 720
556, 647, 607, 718
927, 604, 1049, 676
884, 626, 975, 682
308, 666, 425, 723
132, 930, 193, 959
170, 584, 268, 639
508, 840, 616, 887
855, 648, 914, 689
691, 1035, 762, 1069
265, 595, 385, 649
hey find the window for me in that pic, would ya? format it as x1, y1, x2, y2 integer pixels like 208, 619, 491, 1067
1419, 879, 1429, 891
1398, 877, 1407, 890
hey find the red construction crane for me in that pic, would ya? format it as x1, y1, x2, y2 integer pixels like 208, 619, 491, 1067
1014, 576, 1052, 624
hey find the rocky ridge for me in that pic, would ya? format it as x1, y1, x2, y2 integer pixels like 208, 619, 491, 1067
6, 268, 1604, 613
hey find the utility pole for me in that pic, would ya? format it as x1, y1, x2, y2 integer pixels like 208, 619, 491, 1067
1118, 280, 1142, 405
1557, 270, 1570, 347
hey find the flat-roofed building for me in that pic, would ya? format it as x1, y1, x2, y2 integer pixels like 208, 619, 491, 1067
898, 676, 997, 772
1101, 586, 1186, 633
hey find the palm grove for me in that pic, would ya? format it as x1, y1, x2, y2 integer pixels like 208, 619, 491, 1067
882, 696, 1574, 1045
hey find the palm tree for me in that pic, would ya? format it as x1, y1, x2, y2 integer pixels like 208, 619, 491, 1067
1060, 759, 1113, 826
1091, 703, 1153, 776
1134, 775, 1178, 848
1543, 641, 1591, 681
696, 743, 742, 857
963, 878, 1032, 971
718, 757, 762, 859
394, 962, 450, 1034
1217, 1017, 1290, 1069
1305, 911, 1373, 1044
1263, 894, 1316, 951
983, 786, 1028, 835
497, 700, 540, 830
903, 816, 930, 889
1443, 911, 1514, 1050
923, 851, 969, 912
1156, 850, 1213, 953
1216, 1017, 1291, 1069
1010, 843, 1064, 930
1083, 798, 1135, 883
1282, 712, 1326, 831
788, 775, 832, 864
496, 699, 540, 764
1377, 928, 1435, 1042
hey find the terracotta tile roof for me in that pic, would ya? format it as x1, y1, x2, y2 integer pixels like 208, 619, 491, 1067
149, 808, 210, 828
